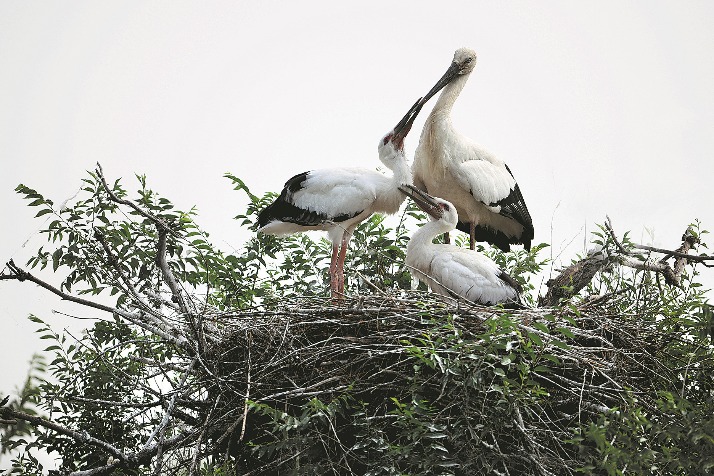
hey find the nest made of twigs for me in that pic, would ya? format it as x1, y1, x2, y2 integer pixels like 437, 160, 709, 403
192, 292, 674, 474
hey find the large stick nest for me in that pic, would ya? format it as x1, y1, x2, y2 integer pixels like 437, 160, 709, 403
198, 292, 674, 475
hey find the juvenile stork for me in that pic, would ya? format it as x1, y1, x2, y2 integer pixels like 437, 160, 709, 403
400, 185, 522, 306
257, 99, 424, 300
412, 47, 534, 252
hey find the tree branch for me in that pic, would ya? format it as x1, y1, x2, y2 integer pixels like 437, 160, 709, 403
0, 406, 126, 461
68, 430, 194, 476
543, 218, 703, 305
156, 228, 190, 315
93, 229, 172, 323
5, 259, 120, 315
3, 260, 189, 348
95, 163, 178, 236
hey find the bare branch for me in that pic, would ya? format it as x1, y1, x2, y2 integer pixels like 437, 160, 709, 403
618, 255, 677, 285
544, 218, 702, 301
540, 250, 610, 306
633, 243, 712, 262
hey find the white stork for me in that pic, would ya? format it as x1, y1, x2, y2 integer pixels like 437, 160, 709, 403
412, 47, 534, 252
257, 99, 424, 300
400, 184, 522, 306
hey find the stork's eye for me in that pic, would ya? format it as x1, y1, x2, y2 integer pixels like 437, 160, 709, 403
383, 134, 392, 145
441, 203, 450, 211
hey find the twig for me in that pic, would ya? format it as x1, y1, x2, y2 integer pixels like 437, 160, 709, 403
240, 331, 252, 442
94, 229, 171, 322
144, 357, 197, 448
95, 163, 177, 236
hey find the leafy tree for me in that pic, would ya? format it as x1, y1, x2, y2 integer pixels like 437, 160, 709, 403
1, 165, 712, 475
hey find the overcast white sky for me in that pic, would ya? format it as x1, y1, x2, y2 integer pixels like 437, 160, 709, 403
1, 1, 713, 437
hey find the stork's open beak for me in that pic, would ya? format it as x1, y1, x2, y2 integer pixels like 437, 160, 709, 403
420, 61, 460, 106
391, 97, 424, 148
398, 184, 443, 220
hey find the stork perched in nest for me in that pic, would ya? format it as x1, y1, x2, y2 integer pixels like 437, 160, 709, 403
400, 184, 522, 306
412, 47, 534, 252
257, 99, 425, 300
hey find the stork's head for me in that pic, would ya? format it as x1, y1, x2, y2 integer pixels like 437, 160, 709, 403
378, 97, 424, 162
420, 47, 477, 105
398, 185, 458, 229
453, 47, 478, 75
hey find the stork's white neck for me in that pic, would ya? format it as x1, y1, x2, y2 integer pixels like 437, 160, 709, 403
372, 148, 413, 215
378, 142, 413, 186
432, 72, 470, 117
407, 217, 452, 251
390, 152, 412, 186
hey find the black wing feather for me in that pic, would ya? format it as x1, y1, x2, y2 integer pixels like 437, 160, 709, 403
258, 171, 362, 228
461, 164, 534, 251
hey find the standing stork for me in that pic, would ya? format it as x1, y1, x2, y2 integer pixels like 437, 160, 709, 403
412, 47, 534, 252
257, 99, 424, 300
400, 185, 522, 306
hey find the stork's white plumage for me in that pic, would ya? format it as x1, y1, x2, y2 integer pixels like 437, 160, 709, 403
412, 47, 534, 252
258, 99, 424, 300
400, 185, 522, 306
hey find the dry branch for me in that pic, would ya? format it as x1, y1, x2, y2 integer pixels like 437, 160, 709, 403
541, 219, 707, 306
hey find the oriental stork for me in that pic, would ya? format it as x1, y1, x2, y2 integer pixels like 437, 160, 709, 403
400, 184, 522, 306
257, 99, 424, 300
412, 47, 534, 252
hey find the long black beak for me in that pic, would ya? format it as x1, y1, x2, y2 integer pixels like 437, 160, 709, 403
392, 97, 424, 147
398, 184, 443, 220
420, 61, 460, 106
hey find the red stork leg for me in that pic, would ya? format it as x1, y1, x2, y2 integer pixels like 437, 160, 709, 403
335, 235, 350, 299
443, 232, 450, 245
469, 222, 476, 250
329, 242, 340, 300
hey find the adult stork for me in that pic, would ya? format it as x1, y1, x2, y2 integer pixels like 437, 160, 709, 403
257, 99, 424, 300
400, 185, 522, 306
412, 47, 534, 252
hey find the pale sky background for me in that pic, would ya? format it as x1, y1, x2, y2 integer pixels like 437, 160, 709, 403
1, 1, 713, 461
